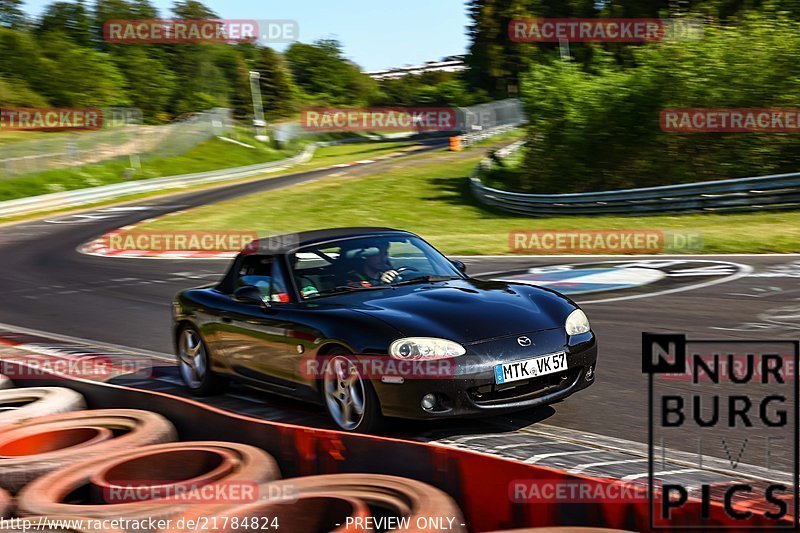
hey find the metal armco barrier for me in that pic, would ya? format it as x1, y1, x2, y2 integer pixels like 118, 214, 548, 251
471, 144, 800, 216
1, 360, 791, 532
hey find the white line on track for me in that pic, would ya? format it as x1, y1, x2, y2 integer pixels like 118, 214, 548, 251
0, 320, 173, 362
523, 450, 604, 464
568, 458, 648, 474
622, 468, 699, 482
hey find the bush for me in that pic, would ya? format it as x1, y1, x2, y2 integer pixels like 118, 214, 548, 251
513, 12, 800, 193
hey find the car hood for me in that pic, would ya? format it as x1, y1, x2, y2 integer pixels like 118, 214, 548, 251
327, 278, 577, 344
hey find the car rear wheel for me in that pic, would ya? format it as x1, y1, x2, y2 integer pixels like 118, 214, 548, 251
177, 326, 226, 396
322, 352, 382, 433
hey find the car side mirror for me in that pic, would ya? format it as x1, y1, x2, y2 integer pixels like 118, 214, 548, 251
233, 285, 270, 308
450, 259, 466, 274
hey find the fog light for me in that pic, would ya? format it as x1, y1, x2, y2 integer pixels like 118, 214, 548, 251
421, 394, 437, 411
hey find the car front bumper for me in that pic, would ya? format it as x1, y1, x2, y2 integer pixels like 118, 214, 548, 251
373, 328, 597, 419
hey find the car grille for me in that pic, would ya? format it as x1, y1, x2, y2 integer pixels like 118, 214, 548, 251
467, 368, 578, 406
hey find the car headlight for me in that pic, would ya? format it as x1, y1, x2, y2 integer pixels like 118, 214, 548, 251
389, 337, 466, 360
565, 309, 591, 336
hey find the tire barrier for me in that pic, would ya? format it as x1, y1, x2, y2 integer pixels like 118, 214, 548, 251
0, 375, 12, 390
0, 409, 177, 493
254, 474, 466, 533
164, 493, 371, 533
486, 529, 634, 533
6, 373, 793, 532
0, 516, 127, 532
0, 488, 10, 518
16, 441, 281, 530
0, 388, 85, 426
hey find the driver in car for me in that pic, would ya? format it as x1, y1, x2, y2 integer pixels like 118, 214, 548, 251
345, 244, 400, 286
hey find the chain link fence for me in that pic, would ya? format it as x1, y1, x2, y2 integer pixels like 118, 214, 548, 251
458, 99, 525, 133
0, 108, 232, 178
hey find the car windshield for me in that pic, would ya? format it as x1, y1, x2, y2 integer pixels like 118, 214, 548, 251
290, 235, 463, 300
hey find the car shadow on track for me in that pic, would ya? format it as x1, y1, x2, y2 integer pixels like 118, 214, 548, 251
391, 405, 558, 442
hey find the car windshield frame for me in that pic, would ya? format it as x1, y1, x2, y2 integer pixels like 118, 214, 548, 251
288, 234, 464, 300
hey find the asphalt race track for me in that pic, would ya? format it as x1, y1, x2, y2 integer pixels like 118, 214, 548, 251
0, 143, 798, 494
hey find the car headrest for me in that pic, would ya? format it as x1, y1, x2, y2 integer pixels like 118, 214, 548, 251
345, 246, 383, 260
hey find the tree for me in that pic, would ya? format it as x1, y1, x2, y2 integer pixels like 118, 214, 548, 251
36, 31, 130, 106
38, 1, 92, 46
170, 0, 216, 19
254, 46, 297, 118
465, 0, 542, 97
111, 46, 176, 121
0, 0, 25, 28
285, 39, 381, 106
0, 75, 48, 106
213, 45, 252, 119
0, 27, 49, 92
93, 0, 158, 47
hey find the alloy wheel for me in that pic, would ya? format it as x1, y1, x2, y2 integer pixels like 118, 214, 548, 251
178, 329, 207, 389
323, 356, 366, 430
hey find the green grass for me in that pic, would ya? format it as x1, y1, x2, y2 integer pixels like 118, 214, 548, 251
0, 128, 293, 201
0, 130, 72, 146
139, 147, 800, 255
0, 127, 417, 202
296, 141, 418, 169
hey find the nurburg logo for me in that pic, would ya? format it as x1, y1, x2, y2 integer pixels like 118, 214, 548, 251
517, 336, 532, 347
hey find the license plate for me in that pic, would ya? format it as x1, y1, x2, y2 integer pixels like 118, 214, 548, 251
495, 352, 568, 384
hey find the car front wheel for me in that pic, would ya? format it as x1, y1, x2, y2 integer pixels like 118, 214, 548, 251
322, 352, 383, 432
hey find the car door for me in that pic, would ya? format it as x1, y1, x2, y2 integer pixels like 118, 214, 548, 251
217, 254, 313, 392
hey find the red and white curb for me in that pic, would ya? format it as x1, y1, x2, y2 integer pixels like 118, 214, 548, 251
80, 240, 237, 259
78, 215, 239, 260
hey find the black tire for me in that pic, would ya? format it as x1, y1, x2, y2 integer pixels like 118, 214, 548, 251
176, 325, 226, 396
320, 349, 383, 433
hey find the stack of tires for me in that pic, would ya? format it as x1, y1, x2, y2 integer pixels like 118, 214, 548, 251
0, 375, 627, 533
0, 374, 468, 533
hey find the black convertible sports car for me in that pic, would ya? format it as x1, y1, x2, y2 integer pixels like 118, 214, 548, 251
172, 227, 597, 432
